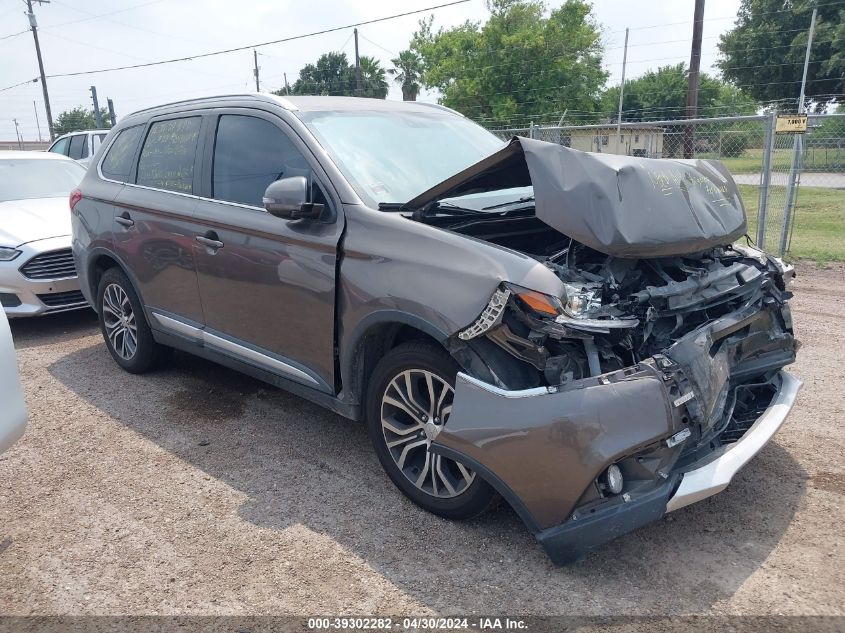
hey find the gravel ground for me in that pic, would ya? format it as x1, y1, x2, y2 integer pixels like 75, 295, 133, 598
0, 262, 842, 617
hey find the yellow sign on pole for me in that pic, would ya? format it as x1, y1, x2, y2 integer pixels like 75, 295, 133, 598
776, 114, 808, 134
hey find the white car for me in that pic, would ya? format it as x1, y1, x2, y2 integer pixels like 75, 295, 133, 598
0, 308, 26, 453
47, 129, 110, 169
0, 151, 89, 317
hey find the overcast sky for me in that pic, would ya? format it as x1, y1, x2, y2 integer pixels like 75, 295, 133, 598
0, 0, 742, 141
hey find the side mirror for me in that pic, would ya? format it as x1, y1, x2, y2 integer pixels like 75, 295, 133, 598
262, 176, 324, 220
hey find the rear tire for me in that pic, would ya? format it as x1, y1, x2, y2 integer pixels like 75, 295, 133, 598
96, 267, 166, 374
366, 340, 497, 520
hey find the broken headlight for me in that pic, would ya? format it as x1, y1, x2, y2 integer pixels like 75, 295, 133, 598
561, 282, 601, 318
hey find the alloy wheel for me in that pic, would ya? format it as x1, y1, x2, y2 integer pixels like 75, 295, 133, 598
101, 283, 138, 360
380, 369, 475, 498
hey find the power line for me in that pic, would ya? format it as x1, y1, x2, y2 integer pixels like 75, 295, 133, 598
42, 0, 470, 79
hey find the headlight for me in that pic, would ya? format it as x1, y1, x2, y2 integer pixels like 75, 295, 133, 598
561, 283, 601, 318
508, 282, 601, 319
506, 283, 562, 317
0, 247, 21, 262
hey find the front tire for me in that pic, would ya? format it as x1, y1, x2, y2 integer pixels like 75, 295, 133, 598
96, 267, 165, 374
366, 341, 497, 520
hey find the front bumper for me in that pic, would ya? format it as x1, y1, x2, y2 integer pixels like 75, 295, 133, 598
431, 367, 801, 564
536, 370, 800, 563
0, 236, 87, 318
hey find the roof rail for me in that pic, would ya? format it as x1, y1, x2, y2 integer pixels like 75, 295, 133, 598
125, 92, 291, 118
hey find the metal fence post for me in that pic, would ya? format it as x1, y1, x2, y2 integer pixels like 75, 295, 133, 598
780, 130, 803, 257
756, 112, 775, 249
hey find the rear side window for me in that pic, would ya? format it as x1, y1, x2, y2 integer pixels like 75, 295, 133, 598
67, 135, 86, 160
91, 133, 107, 155
49, 137, 69, 155
136, 117, 201, 194
212, 115, 310, 207
101, 125, 143, 182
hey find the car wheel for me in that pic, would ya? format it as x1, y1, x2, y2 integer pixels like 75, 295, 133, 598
366, 340, 498, 520
96, 267, 164, 374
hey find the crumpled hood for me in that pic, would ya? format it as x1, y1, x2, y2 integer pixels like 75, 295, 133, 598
403, 136, 747, 258
0, 197, 71, 247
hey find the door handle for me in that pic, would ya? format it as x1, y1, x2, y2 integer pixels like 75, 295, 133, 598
196, 232, 224, 250
115, 212, 134, 228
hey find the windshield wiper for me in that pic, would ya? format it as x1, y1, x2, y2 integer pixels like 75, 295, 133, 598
377, 202, 405, 211
428, 201, 484, 216
481, 195, 535, 211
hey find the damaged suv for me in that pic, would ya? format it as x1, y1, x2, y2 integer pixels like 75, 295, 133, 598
72, 95, 800, 563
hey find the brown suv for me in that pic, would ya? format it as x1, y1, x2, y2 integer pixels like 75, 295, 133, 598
72, 94, 800, 563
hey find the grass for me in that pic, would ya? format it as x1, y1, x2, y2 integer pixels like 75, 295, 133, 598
738, 184, 845, 263
700, 147, 845, 174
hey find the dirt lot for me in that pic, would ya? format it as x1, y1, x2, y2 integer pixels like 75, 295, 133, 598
0, 263, 843, 617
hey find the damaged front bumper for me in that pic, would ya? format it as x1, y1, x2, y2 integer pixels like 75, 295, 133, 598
431, 304, 800, 564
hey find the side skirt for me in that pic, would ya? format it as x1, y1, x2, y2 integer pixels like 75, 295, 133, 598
152, 330, 361, 421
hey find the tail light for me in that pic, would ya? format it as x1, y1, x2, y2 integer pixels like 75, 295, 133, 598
69, 188, 82, 212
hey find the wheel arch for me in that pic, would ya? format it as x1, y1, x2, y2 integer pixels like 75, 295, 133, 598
341, 310, 451, 412
84, 248, 145, 314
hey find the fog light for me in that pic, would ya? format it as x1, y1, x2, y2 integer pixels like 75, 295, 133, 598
605, 464, 624, 495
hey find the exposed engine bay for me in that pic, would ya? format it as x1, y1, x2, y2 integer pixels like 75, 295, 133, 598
400, 136, 799, 561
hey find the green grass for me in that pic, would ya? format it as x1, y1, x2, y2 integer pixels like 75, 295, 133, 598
738, 184, 845, 263
700, 147, 845, 174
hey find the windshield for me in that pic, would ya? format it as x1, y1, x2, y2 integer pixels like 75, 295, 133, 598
0, 158, 86, 202
297, 109, 505, 207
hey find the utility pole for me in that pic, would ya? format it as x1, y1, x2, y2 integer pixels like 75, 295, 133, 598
26, 0, 55, 141
353, 28, 362, 96
33, 100, 42, 141
90, 86, 103, 128
683, 0, 705, 158
13, 119, 23, 149
616, 27, 629, 142
283, 73, 290, 95
780, 4, 818, 257
253, 50, 260, 92
107, 98, 117, 127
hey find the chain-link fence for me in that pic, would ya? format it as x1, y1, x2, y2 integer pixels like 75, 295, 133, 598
489, 113, 845, 258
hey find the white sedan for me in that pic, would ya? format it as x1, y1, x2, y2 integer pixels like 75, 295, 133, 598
0, 308, 26, 453
0, 151, 88, 317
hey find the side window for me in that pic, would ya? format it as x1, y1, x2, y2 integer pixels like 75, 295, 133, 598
101, 125, 144, 182
136, 117, 201, 194
67, 135, 86, 160
212, 114, 311, 207
80, 135, 89, 159
91, 133, 106, 154
49, 137, 69, 155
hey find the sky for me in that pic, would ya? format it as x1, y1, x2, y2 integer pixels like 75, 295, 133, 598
0, 0, 744, 142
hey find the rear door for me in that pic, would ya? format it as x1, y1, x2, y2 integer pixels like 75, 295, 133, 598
111, 114, 208, 329
191, 109, 344, 392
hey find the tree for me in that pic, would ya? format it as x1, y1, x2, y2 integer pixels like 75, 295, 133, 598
388, 50, 424, 101
717, 0, 844, 108
53, 106, 112, 136
600, 63, 759, 121
286, 52, 356, 96
277, 52, 388, 98
411, 0, 607, 127
359, 56, 388, 99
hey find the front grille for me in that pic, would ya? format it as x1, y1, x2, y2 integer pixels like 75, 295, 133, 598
720, 382, 778, 444
37, 290, 87, 308
19, 248, 77, 280
0, 292, 21, 308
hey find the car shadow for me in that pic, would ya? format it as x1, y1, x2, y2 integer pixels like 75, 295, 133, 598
9, 309, 98, 350
48, 342, 808, 614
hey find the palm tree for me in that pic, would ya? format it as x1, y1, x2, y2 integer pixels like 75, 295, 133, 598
388, 50, 423, 101
358, 56, 388, 99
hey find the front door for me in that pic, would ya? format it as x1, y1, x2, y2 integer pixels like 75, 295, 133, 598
191, 111, 343, 391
